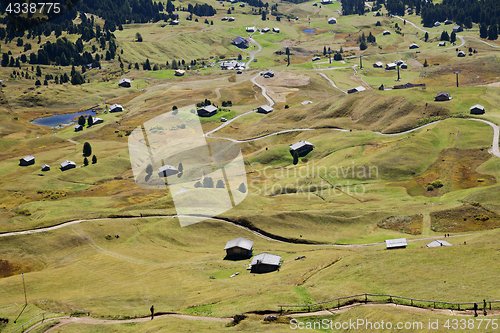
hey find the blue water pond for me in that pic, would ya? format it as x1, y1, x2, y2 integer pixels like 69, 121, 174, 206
32, 110, 97, 128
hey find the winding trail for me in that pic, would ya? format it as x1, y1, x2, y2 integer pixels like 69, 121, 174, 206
21, 301, 500, 333
25, 314, 231, 333
204, 109, 257, 137
231, 37, 274, 107
470, 118, 500, 157
317, 72, 347, 94
0, 214, 479, 251
463, 35, 500, 48
3, 115, 499, 241
243, 39, 262, 69
391, 15, 500, 50
286, 302, 500, 318
66, 139, 80, 145
393, 15, 429, 34
250, 73, 275, 106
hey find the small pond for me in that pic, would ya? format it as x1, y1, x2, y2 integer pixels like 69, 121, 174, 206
31, 109, 97, 128
302, 28, 315, 34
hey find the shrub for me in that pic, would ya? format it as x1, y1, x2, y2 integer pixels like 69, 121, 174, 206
203, 177, 214, 188
427, 184, 434, 191
430, 180, 443, 188
15, 209, 31, 215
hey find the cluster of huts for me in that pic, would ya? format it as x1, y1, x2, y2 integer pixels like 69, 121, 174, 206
74, 105, 122, 132
74, 116, 104, 132
373, 59, 408, 70
434, 20, 463, 32
431, 92, 486, 114
230, 28, 280, 49
261, 69, 274, 78
220, 60, 246, 71
19, 155, 77, 171
196, 104, 275, 118
385, 238, 452, 249
224, 237, 282, 273
245, 27, 280, 33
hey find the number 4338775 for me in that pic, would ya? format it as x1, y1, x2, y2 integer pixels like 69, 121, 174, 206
443, 318, 498, 330
5, 2, 61, 14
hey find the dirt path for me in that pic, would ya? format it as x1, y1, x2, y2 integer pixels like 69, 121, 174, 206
0, 213, 478, 253
25, 313, 231, 333
393, 15, 429, 34
317, 72, 347, 94
463, 35, 500, 48
2, 117, 499, 243
23, 302, 500, 333
243, 39, 262, 69
204, 109, 257, 137
286, 302, 500, 318
469, 118, 500, 158
66, 139, 80, 145
250, 73, 275, 106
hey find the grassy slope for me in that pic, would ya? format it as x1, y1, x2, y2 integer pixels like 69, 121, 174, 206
2, 218, 500, 324
1, 1, 500, 327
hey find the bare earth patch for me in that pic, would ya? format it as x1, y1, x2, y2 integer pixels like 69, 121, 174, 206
377, 215, 423, 235
431, 204, 500, 232
254, 72, 310, 103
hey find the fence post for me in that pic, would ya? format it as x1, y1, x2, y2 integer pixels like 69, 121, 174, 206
365, 294, 367, 303
490, 302, 492, 311
458, 304, 460, 311
411, 299, 413, 306
280, 306, 282, 315
434, 302, 435, 309
308, 306, 310, 313
338, 300, 340, 309
42, 313, 45, 323
389, 296, 392, 303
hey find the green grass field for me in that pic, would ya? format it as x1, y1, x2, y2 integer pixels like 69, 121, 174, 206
1, 1, 500, 331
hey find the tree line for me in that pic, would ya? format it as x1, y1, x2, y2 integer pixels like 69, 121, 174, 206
342, 0, 366, 16
380, 0, 500, 39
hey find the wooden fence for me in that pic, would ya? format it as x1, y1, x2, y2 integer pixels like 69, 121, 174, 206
12, 309, 90, 332
279, 293, 500, 314
12, 311, 62, 333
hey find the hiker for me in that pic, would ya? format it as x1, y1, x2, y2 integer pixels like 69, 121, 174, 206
150, 305, 154, 320
484, 299, 487, 316
474, 302, 478, 317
